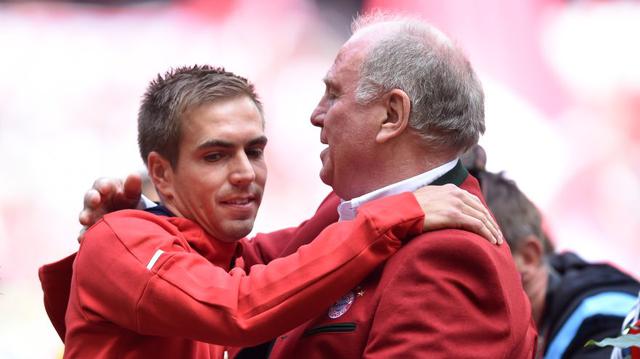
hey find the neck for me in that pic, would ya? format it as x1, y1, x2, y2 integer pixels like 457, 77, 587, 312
341, 142, 457, 200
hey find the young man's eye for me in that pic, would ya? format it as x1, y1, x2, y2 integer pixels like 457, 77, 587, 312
204, 153, 224, 162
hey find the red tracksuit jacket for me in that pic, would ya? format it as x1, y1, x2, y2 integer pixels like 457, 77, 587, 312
40, 193, 424, 358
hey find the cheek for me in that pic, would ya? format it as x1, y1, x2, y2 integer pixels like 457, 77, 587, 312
256, 165, 267, 187
187, 172, 225, 198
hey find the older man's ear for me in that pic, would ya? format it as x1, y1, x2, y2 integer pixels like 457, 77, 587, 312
375, 89, 411, 144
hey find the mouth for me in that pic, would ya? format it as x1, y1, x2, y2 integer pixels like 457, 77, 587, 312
320, 146, 329, 161
320, 132, 328, 145
220, 194, 260, 212
222, 197, 255, 206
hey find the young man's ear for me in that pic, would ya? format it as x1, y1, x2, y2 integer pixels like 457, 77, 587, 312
376, 88, 411, 143
147, 151, 175, 201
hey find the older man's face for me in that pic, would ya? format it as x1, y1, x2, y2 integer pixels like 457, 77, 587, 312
310, 38, 386, 200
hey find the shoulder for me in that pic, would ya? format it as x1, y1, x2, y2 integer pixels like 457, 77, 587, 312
547, 252, 640, 320
79, 210, 190, 267
391, 228, 509, 269
372, 228, 535, 357
101, 209, 176, 233
381, 228, 527, 311
95, 209, 195, 244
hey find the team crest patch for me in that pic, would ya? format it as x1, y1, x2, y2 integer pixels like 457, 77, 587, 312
328, 291, 355, 319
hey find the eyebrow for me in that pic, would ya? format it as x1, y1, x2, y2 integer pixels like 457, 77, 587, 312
196, 135, 268, 150
248, 136, 268, 147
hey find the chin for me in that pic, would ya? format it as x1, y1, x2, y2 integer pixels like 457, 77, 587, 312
225, 221, 255, 240
319, 170, 332, 187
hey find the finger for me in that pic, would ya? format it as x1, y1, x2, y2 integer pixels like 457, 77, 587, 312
93, 177, 121, 199
460, 215, 498, 244
79, 209, 90, 227
460, 192, 503, 244
461, 216, 496, 245
123, 173, 143, 201
459, 205, 498, 244
77, 227, 87, 244
83, 189, 102, 210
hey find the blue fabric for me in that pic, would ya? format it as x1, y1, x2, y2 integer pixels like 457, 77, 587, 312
545, 292, 637, 359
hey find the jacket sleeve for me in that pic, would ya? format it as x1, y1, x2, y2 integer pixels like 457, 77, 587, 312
241, 192, 340, 267
362, 231, 535, 359
75, 193, 423, 347
38, 252, 76, 340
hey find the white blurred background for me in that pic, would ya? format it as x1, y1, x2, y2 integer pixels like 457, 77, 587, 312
1, 0, 639, 357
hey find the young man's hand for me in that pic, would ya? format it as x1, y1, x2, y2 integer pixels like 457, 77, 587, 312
413, 184, 502, 244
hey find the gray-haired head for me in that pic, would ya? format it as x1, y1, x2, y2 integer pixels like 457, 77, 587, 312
351, 13, 485, 155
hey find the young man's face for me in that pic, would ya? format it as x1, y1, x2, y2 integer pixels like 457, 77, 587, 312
166, 96, 267, 242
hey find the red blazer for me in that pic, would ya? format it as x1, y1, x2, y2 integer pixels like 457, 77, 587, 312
260, 167, 538, 359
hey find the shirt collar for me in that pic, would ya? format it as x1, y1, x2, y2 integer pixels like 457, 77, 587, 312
337, 158, 459, 221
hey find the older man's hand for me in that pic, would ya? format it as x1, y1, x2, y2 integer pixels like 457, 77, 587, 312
413, 184, 503, 244
77, 173, 142, 242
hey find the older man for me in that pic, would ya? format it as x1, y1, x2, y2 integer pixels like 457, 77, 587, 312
250, 14, 536, 359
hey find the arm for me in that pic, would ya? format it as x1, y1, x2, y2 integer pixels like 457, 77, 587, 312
363, 231, 534, 358
76, 193, 423, 347
78, 177, 501, 245
241, 184, 501, 268
241, 192, 340, 267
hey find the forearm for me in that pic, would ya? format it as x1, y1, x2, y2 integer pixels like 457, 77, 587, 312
77, 194, 423, 347
137, 193, 423, 346
241, 192, 341, 267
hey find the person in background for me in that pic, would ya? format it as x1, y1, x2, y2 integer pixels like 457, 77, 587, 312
462, 144, 640, 359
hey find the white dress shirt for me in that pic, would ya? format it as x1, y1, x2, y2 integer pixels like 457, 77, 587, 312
337, 158, 459, 221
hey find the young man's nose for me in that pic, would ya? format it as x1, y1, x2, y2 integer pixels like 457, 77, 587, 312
229, 154, 256, 187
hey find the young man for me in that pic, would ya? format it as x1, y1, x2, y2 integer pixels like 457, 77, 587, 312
48, 65, 454, 358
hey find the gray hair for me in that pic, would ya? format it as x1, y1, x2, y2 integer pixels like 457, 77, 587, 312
352, 13, 484, 154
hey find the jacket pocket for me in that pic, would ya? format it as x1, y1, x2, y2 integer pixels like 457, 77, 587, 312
303, 322, 357, 337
